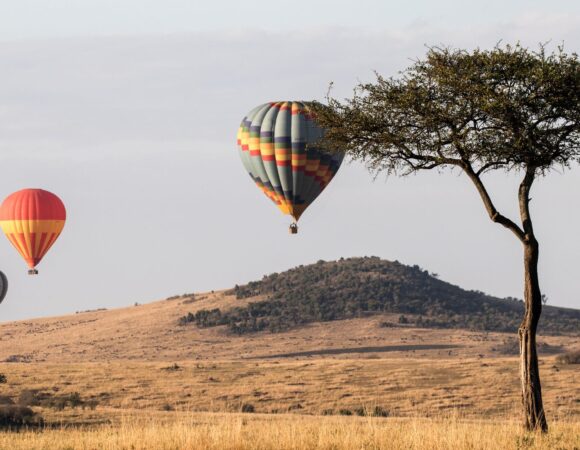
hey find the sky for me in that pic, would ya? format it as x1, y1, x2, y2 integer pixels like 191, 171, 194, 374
0, 1, 579, 322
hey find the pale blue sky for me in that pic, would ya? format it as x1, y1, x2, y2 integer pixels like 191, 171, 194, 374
0, 1, 578, 322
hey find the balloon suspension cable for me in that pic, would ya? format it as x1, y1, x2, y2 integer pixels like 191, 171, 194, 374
28, 269, 38, 275
289, 222, 298, 234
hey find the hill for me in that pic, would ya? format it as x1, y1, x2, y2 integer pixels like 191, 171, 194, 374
0, 256, 577, 365
179, 257, 580, 335
0, 257, 578, 423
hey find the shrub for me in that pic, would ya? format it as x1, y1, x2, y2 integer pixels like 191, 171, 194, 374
53, 398, 67, 411
178, 312, 195, 326
241, 403, 255, 413
4, 355, 32, 363
371, 406, 390, 417
19, 390, 86, 410
0, 374, 6, 384
0, 396, 14, 405
67, 392, 83, 408
18, 390, 41, 406
0, 405, 39, 427
338, 409, 352, 416
556, 351, 580, 365
85, 399, 99, 410
177, 257, 580, 335
493, 339, 564, 356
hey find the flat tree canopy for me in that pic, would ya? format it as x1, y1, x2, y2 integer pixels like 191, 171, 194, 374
315, 44, 579, 179
312, 44, 579, 432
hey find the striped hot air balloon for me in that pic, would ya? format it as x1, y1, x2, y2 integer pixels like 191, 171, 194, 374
237, 101, 343, 233
0, 189, 66, 275
0, 271, 7, 304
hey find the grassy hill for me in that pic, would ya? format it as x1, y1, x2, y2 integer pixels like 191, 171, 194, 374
180, 257, 580, 335
0, 257, 578, 426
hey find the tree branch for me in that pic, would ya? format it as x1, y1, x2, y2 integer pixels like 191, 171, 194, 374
476, 160, 510, 176
462, 162, 526, 242
518, 165, 537, 239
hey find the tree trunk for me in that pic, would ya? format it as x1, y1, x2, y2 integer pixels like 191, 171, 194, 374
462, 163, 548, 431
519, 237, 548, 432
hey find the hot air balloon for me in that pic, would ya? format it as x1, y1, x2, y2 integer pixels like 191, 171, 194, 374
0, 189, 66, 275
0, 271, 7, 304
237, 101, 343, 233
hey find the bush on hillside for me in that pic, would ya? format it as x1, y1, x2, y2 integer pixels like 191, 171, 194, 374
18, 389, 89, 410
0, 396, 14, 405
178, 257, 580, 335
556, 351, 580, 365
0, 405, 40, 427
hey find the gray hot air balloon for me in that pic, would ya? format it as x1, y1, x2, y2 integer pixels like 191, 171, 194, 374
236, 101, 344, 233
0, 271, 7, 304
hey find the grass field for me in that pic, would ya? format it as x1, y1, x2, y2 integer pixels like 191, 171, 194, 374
0, 294, 578, 448
0, 412, 578, 450
0, 292, 576, 363
0, 356, 578, 421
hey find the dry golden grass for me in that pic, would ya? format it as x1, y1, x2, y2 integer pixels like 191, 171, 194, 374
0, 355, 577, 422
0, 412, 578, 450
0, 291, 577, 363
0, 293, 578, 448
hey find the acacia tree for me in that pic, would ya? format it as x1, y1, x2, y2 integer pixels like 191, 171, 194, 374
313, 44, 579, 432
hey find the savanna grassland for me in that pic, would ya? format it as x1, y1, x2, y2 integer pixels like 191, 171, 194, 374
0, 259, 578, 449
0, 413, 578, 450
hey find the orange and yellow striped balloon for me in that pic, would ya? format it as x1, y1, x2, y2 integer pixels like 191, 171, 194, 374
0, 189, 66, 272
237, 102, 344, 228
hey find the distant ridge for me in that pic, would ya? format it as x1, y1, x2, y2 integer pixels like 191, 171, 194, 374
180, 257, 580, 335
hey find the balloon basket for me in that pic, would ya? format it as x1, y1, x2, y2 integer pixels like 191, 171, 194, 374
289, 223, 298, 234
28, 269, 38, 275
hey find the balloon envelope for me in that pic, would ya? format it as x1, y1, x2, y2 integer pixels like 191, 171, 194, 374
237, 101, 343, 222
0, 271, 7, 304
0, 189, 66, 270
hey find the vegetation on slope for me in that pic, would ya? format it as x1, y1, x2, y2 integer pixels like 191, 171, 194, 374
179, 257, 580, 335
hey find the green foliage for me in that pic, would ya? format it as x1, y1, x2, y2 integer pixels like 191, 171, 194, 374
179, 257, 580, 335
178, 309, 224, 327
313, 44, 580, 175
166, 293, 195, 301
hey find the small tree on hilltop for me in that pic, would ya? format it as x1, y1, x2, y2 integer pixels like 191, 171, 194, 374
313, 44, 580, 432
